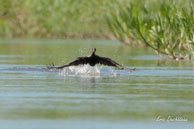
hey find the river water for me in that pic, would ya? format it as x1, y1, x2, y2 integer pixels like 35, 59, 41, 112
0, 39, 194, 129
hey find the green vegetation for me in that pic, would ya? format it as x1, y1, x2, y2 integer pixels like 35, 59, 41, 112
1, 0, 194, 60
107, 0, 194, 60
0, 0, 129, 38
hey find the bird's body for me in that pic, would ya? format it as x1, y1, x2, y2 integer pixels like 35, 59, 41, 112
47, 48, 135, 72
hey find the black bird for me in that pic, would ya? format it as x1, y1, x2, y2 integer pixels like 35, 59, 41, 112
47, 48, 135, 72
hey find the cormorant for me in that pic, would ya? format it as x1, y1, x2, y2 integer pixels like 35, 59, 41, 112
47, 48, 135, 72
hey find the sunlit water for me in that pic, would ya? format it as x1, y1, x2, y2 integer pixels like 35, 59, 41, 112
0, 39, 194, 129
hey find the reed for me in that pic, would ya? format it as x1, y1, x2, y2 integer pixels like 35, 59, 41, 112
107, 0, 194, 60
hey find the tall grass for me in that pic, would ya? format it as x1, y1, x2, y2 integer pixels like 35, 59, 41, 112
0, 0, 130, 38
107, 0, 194, 60
1, 0, 194, 60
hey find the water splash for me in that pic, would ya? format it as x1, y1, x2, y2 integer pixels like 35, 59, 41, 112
59, 64, 119, 77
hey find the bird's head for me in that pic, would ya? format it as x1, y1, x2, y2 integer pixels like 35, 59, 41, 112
92, 48, 96, 55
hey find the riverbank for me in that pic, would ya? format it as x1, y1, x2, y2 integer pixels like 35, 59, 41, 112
1, 0, 194, 61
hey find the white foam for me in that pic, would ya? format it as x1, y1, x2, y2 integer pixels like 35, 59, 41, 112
57, 64, 131, 77
60, 64, 102, 76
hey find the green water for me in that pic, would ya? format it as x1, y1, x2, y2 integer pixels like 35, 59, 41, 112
0, 39, 194, 129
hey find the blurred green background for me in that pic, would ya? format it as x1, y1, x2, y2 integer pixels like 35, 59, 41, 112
0, 0, 129, 38
1, 0, 194, 59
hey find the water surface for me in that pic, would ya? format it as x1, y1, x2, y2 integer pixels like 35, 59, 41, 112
0, 39, 194, 129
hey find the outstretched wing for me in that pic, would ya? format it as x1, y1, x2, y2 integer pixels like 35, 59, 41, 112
98, 56, 123, 68
48, 57, 89, 69
98, 56, 136, 72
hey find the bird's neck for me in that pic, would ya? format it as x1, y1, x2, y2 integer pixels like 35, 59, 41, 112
91, 50, 96, 56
